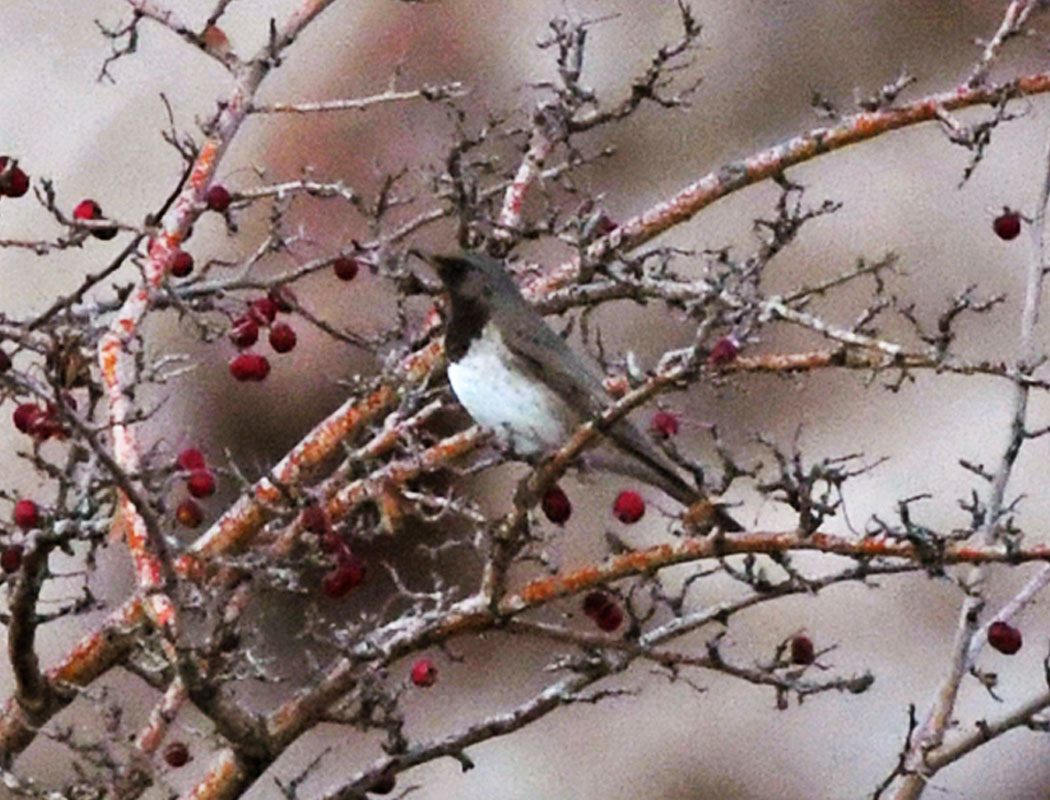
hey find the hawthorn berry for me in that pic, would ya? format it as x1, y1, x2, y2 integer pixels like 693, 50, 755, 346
1, 545, 23, 574
790, 634, 816, 665
248, 297, 279, 326
0, 157, 29, 198
582, 591, 612, 618
228, 352, 271, 382
650, 410, 679, 439
176, 498, 204, 528
993, 208, 1022, 241
321, 554, 367, 599
163, 740, 191, 768
369, 772, 396, 795
186, 469, 217, 499
228, 316, 260, 349
988, 620, 1022, 655
541, 485, 572, 525
72, 199, 117, 240
708, 335, 740, 367
13, 500, 39, 531
268, 322, 297, 354
594, 602, 624, 632
205, 184, 231, 212
0, 349, 10, 373
177, 447, 207, 471
410, 657, 438, 688
13, 403, 42, 433
168, 249, 194, 278
333, 255, 360, 282
613, 490, 645, 524
300, 504, 330, 535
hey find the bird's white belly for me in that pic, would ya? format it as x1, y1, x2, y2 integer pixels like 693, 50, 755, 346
447, 326, 569, 455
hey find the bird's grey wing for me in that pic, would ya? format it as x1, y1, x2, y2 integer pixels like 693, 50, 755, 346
502, 308, 698, 500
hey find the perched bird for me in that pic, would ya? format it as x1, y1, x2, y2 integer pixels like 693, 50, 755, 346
422, 251, 741, 532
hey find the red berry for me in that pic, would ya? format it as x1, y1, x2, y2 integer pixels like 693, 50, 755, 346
176, 448, 207, 471
13, 403, 43, 433
790, 634, 816, 665
13, 500, 39, 531
300, 505, 330, 535
248, 297, 279, 326
321, 554, 367, 598
186, 469, 216, 498
176, 498, 204, 528
228, 316, 259, 349
169, 250, 194, 278
1, 545, 23, 574
72, 198, 117, 240
582, 591, 612, 618
333, 256, 360, 282
228, 352, 270, 382
708, 335, 740, 367
163, 740, 191, 768
205, 184, 231, 212
268, 322, 297, 354
410, 657, 438, 688
612, 490, 645, 524
0, 349, 10, 373
592, 212, 618, 236
988, 620, 1023, 655
541, 485, 572, 525
594, 602, 624, 632
650, 410, 679, 439
0, 158, 29, 198
369, 772, 396, 795
993, 208, 1022, 241
268, 286, 296, 312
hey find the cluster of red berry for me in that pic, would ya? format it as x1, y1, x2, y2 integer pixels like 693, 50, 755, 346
228, 287, 299, 382
173, 448, 217, 529
300, 504, 367, 599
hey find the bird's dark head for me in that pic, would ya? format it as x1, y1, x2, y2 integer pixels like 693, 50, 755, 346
422, 251, 518, 303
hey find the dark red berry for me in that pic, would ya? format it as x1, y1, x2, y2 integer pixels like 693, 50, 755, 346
410, 657, 438, 688
13, 403, 42, 433
228, 316, 259, 349
177, 448, 207, 471
268, 322, 297, 354
0, 158, 29, 198
268, 286, 296, 312
369, 772, 396, 795
169, 250, 194, 278
1, 545, 23, 574
186, 469, 216, 499
300, 505, 330, 535
582, 591, 612, 618
790, 634, 816, 665
707, 335, 740, 367
650, 410, 679, 439
321, 530, 346, 555
594, 602, 624, 632
13, 500, 39, 531
205, 184, 231, 212
163, 740, 191, 768
248, 297, 279, 326
541, 485, 572, 525
72, 199, 117, 240
993, 208, 1022, 241
0, 349, 10, 373
988, 620, 1022, 655
176, 498, 204, 528
333, 256, 360, 282
228, 352, 270, 382
613, 490, 645, 524
321, 554, 367, 599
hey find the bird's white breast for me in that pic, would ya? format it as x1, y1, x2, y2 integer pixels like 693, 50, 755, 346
447, 324, 570, 455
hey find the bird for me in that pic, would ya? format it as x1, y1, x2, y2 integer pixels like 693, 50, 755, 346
421, 250, 741, 532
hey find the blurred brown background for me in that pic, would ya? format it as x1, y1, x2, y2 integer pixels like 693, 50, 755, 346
3, 1, 1050, 798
